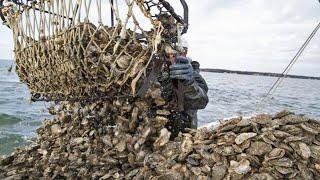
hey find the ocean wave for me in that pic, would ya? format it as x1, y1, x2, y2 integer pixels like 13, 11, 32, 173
0, 79, 20, 83
0, 114, 22, 126
0, 79, 20, 84
0, 69, 14, 75
0, 62, 14, 72
0, 72, 20, 83
0, 133, 30, 155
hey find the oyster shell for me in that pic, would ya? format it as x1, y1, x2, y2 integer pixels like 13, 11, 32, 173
266, 148, 285, 160
297, 142, 311, 159
230, 159, 251, 175
269, 158, 294, 168
246, 141, 272, 156
235, 132, 257, 145
211, 164, 227, 180
154, 128, 171, 149
50, 124, 62, 135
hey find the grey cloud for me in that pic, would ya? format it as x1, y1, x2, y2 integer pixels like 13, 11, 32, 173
184, 0, 320, 76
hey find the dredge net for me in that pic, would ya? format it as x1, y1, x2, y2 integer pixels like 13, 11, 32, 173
1, 0, 183, 101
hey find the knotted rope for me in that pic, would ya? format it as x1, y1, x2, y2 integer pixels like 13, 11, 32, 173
2, 0, 168, 101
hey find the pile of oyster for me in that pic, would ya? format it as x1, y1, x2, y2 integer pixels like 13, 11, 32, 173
1, 94, 320, 179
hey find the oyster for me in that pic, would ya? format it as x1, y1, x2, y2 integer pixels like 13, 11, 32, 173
230, 159, 251, 175
154, 128, 171, 149
235, 132, 257, 145
266, 148, 285, 160
50, 124, 62, 135
297, 142, 311, 159
211, 164, 227, 180
246, 141, 272, 156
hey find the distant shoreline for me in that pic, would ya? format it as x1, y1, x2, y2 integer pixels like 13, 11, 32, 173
201, 69, 320, 80
1, 59, 319, 80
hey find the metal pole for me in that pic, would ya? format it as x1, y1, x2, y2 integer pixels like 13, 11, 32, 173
111, 0, 114, 26
179, 0, 189, 34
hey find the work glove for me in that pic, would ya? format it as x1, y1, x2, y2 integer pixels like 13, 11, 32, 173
169, 56, 193, 84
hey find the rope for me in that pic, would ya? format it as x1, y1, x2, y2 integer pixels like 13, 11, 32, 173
256, 21, 320, 111
1, 0, 166, 101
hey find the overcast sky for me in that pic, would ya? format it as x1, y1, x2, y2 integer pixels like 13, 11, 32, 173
1, 0, 320, 76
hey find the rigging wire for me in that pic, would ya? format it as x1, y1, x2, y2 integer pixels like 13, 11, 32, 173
257, 21, 320, 111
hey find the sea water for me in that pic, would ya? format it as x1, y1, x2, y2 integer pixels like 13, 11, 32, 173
0, 59, 319, 155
